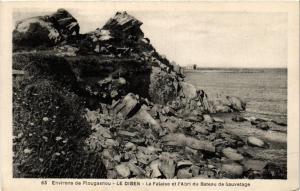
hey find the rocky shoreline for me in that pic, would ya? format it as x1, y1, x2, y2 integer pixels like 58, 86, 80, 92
12, 9, 287, 179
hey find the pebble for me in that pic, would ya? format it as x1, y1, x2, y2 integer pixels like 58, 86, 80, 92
256, 122, 270, 130
24, 148, 32, 154
42, 117, 49, 122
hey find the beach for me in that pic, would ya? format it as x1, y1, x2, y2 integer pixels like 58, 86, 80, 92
185, 68, 287, 168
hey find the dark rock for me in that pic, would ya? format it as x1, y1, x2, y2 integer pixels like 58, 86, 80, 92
232, 115, 247, 122
177, 160, 193, 168
268, 122, 287, 133
13, 9, 79, 49
262, 162, 286, 179
250, 120, 259, 125
271, 119, 287, 126
255, 122, 270, 130
49, 9, 79, 35
113, 93, 140, 118
103, 11, 144, 40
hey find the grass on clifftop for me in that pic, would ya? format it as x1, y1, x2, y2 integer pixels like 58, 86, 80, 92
13, 77, 106, 178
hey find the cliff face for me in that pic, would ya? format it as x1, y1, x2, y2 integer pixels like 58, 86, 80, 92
13, 10, 214, 111
13, 9, 263, 179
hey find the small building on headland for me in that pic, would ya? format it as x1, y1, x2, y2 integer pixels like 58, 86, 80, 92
183, 64, 198, 71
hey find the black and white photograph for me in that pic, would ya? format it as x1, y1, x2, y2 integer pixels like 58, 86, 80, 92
11, 6, 290, 180
1, 2, 297, 189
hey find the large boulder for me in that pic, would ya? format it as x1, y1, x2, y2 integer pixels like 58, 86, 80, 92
179, 82, 198, 99
161, 133, 215, 152
226, 96, 246, 111
103, 11, 144, 40
14, 16, 61, 48
149, 67, 179, 105
247, 136, 265, 148
211, 95, 246, 112
13, 9, 79, 49
222, 147, 244, 161
113, 93, 141, 118
221, 163, 244, 178
48, 8, 80, 37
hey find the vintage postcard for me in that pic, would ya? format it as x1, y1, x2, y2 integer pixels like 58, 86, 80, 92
0, 1, 299, 191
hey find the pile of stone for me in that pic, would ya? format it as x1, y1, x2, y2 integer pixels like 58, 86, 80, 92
83, 93, 284, 179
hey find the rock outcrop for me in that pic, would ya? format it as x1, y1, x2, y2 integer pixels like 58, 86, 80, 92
13, 9, 79, 49
13, 10, 221, 112
14, 9, 283, 180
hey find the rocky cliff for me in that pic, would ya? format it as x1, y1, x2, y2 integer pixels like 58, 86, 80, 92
13, 9, 285, 179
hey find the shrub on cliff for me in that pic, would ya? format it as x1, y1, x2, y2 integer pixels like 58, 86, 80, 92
13, 78, 106, 178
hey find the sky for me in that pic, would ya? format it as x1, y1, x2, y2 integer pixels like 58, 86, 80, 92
14, 9, 287, 68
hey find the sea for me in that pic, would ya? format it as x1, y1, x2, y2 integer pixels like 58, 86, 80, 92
185, 68, 287, 167
185, 68, 287, 122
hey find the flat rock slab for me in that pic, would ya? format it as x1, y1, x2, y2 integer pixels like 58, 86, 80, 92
115, 163, 131, 178
162, 133, 215, 153
247, 136, 265, 148
242, 159, 267, 171
221, 163, 243, 178
222, 147, 244, 161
